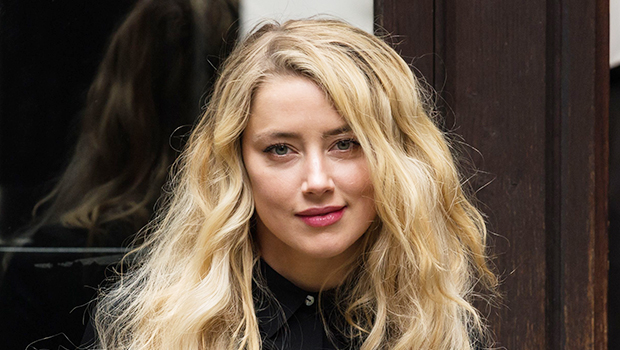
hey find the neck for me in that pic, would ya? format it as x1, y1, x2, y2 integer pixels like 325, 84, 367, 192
260, 248, 354, 292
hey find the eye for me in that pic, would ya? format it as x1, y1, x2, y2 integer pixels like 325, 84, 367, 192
265, 144, 290, 156
334, 139, 358, 151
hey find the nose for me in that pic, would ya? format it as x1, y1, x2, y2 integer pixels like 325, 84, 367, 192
301, 153, 335, 195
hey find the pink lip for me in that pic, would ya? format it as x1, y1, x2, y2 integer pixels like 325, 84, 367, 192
296, 206, 345, 227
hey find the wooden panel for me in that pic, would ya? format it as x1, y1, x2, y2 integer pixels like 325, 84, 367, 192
440, 2, 548, 349
374, 0, 434, 84
375, 0, 608, 349
593, 1, 609, 348
558, 0, 608, 349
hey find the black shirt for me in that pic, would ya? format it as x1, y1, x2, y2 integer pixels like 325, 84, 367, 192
255, 260, 352, 350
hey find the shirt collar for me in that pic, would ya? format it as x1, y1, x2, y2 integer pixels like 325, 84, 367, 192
253, 260, 320, 339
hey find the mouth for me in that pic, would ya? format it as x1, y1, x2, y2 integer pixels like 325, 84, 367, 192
296, 206, 346, 227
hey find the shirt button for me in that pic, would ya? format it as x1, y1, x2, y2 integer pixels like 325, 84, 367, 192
305, 295, 315, 306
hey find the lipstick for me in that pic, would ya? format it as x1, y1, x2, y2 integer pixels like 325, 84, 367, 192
296, 206, 345, 227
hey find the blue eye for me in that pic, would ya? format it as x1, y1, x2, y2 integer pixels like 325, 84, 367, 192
274, 144, 289, 155
265, 144, 290, 155
335, 139, 357, 150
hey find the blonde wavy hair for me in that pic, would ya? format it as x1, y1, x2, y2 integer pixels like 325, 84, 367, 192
94, 19, 497, 349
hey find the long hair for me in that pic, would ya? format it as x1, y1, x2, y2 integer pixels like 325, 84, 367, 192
29, 0, 238, 246
94, 19, 497, 349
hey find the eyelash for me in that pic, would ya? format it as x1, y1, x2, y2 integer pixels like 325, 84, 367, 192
264, 143, 291, 155
263, 139, 360, 156
333, 139, 360, 151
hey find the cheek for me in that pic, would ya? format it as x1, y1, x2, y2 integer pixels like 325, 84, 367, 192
338, 161, 376, 224
335, 160, 374, 197
252, 181, 291, 209
245, 161, 296, 210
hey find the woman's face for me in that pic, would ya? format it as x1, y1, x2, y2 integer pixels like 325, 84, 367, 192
242, 75, 376, 274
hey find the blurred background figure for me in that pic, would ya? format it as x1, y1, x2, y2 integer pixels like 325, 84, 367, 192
0, 0, 238, 348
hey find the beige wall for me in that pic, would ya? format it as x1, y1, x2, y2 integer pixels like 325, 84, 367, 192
239, 0, 373, 37
612, 0, 619, 68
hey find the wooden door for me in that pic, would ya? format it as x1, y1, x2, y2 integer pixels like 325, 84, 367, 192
374, 0, 609, 349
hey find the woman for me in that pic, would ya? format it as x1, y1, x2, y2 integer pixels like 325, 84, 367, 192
92, 19, 497, 349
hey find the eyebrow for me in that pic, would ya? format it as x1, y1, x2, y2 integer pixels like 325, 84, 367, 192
324, 125, 352, 137
252, 125, 353, 142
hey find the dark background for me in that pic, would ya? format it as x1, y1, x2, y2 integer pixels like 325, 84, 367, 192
0, 2, 137, 348
609, 66, 619, 349
0, 0, 137, 238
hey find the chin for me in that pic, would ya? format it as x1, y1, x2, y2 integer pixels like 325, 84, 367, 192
301, 240, 362, 261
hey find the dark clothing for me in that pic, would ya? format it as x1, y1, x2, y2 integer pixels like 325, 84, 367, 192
255, 261, 353, 350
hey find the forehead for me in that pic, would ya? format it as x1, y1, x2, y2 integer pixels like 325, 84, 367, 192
244, 75, 350, 138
